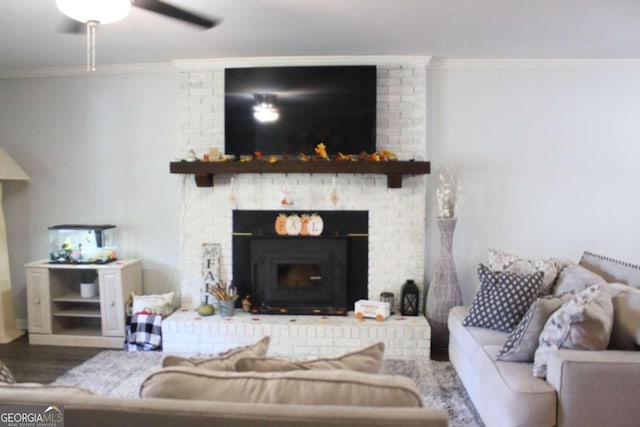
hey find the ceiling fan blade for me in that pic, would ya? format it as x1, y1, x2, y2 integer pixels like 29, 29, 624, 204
133, 0, 220, 29
57, 16, 85, 34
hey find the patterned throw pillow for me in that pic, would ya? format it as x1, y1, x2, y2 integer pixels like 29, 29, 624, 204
0, 360, 16, 384
487, 249, 561, 296
463, 264, 544, 333
497, 293, 573, 362
132, 292, 174, 317
532, 284, 613, 378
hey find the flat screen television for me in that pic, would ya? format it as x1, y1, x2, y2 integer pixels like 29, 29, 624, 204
224, 65, 377, 156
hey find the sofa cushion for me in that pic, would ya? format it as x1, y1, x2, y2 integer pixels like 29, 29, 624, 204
497, 293, 573, 362
235, 342, 384, 374
0, 360, 15, 384
604, 282, 640, 350
487, 248, 561, 295
448, 313, 557, 427
161, 336, 270, 370
140, 367, 424, 408
463, 264, 543, 333
553, 263, 607, 295
533, 284, 613, 378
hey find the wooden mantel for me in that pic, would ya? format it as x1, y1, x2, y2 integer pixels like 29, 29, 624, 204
170, 159, 430, 189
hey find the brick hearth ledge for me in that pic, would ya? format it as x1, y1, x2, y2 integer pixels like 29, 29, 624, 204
163, 310, 430, 360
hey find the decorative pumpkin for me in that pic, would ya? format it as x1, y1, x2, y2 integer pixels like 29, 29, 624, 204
285, 214, 302, 236
307, 214, 324, 236
197, 303, 215, 316
300, 214, 310, 236
275, 213, 288, 235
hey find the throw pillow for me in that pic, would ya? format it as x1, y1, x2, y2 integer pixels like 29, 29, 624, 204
488, 248, 561, 296
0, 360, 16, 384
532, 284, 613, 378
140, 368, 423, 408
604, 282, 640, 350
496, 292, 573, 362
235, 342, 385, 374
463, 264, 543, 333
552, 264, 607, 295
132, 292, 174, 317
161, 336, 270, 370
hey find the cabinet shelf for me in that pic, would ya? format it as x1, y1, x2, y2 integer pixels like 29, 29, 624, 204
53, 308, 102, 318
170, 159, 430, 189
53, 292, 100, 304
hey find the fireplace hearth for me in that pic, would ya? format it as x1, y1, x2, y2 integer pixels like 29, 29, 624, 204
232, 210, 368, 314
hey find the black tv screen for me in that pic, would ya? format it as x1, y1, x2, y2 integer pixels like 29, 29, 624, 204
224, 66, 376, 156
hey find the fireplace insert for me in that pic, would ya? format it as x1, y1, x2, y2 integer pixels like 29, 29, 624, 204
250, 236, 348, 315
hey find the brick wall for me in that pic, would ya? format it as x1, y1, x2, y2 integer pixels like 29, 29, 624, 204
175, 58, 428, 310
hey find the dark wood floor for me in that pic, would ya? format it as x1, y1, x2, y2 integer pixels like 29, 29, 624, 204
0, 334, 105, 383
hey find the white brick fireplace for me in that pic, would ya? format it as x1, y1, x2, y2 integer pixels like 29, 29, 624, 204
165, 56, 431, 358
174, 56, 429, 309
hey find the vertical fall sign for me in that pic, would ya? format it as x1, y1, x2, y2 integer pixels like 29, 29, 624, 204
201, 243, 221, 301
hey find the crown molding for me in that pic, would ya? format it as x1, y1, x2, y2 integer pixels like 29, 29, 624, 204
0, 62, 176, 80
429, 58, 640, 70
172, 56, 433, 70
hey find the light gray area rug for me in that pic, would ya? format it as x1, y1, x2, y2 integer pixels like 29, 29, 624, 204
52, 351, 483, 427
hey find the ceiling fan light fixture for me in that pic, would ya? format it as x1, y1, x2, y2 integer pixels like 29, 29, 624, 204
56, 0, 131, 24
253, 94, 280, 123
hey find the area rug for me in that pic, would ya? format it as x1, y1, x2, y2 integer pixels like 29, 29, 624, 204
52, 351, 483, 427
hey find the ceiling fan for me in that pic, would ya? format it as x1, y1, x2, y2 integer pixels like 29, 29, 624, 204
56, 0, 220, 71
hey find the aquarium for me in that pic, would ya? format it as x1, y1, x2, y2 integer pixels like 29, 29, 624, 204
48, 225, 117, 264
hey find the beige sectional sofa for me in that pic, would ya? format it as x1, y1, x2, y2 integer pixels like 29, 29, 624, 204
449, 251, 640, 427
0, 387, 450, 427
0, 340, 450, 427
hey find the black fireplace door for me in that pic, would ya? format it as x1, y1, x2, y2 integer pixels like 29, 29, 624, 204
250, 237, 347, 314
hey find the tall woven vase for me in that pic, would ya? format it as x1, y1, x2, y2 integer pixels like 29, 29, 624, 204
426, 217, 462, 351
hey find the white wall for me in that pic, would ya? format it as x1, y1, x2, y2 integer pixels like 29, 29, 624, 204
0, 69, 181, 323
427, 59, 640, 303
2, 58, 640, 325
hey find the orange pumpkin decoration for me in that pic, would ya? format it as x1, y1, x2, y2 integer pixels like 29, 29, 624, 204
300, 214, 310, 236
275, 214, 288, 235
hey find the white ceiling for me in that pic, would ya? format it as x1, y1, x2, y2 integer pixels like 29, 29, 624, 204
1, 0, 640, 75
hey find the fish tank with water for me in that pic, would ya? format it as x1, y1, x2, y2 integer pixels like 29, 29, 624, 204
48, 225, 117, 264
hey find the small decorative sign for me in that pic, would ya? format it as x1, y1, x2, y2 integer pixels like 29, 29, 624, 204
201, 243, 221, 300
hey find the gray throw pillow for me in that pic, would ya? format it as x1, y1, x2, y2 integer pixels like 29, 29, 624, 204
552, 264, 607, 295
497, 293, 573, 362
605, 282, 640, 350
463, 264, 544, 333
532, 284, 613, 378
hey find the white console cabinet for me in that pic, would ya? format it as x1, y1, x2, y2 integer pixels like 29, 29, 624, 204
25, 259, 142, 348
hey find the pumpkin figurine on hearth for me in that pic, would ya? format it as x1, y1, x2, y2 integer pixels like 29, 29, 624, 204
242, 295, 251, 312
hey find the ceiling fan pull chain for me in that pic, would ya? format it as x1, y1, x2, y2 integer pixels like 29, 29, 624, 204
86, 20, 98, 72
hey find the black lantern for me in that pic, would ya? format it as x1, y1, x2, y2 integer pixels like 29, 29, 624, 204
401, 279, 419, 316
